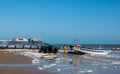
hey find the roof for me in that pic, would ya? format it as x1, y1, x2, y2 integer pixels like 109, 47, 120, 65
12, 38, 28, 42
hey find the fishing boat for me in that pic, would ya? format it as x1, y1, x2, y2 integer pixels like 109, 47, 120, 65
73, 44, 111, 55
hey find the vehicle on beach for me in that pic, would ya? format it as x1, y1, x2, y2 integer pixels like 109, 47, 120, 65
73, 44, 111, 55
38, 45, 58, 60
39, 45, 58, 53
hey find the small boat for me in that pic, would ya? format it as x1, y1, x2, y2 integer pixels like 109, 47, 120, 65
73, 44, 111, 55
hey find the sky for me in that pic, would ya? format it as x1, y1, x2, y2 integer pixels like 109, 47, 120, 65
0, 0, 120, 44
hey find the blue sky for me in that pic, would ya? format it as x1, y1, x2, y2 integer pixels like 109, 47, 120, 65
0, 0, 120, 44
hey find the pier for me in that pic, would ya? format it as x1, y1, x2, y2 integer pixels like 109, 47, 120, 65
0, 38, 45, 49
0, 45, 40, 49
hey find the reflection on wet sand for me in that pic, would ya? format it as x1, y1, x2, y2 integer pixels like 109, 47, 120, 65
63, 53, 67, 64
72, 55, 81, 67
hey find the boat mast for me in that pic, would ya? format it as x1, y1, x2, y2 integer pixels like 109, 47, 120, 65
75, 39, 79, 44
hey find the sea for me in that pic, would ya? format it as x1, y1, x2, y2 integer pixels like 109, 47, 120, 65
53, 44, 120, 50
3, 44, 120, 74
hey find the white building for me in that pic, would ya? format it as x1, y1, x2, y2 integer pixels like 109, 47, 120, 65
12, 38, 28, 42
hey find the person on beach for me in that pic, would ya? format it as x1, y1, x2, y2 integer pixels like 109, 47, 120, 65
63, 45, 67, 53
53, 47, 58, 54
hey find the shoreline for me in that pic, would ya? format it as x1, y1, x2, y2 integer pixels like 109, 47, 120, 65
0, 49, 55, 74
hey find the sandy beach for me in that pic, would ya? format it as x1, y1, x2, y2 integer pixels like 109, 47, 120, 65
0, 49, 55, 74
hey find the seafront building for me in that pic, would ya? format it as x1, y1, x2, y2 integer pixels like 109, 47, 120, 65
0, 38, 43, 49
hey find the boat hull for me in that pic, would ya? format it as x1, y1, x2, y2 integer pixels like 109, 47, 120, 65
74, 47, 110, 55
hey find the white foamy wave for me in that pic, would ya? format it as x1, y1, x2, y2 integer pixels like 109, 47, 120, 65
105, 54, 120, 59
68, 59, 73, 61
32, 58, 39, 64
78, 70, 93, 73
57, 68, 61, 71
42, 64, 56, 69
114, 66, 118, 68
37, 67, 43, 70
54, 58, 61, 61
55, 60, 60, 63
49, 64, 56, 67
102, 66, 108, 69
111, 61, 120, 65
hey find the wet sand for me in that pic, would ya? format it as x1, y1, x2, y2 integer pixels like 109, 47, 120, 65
0, 50, 32, 64
0, 67, 55, 74
0, 49, 55, 74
